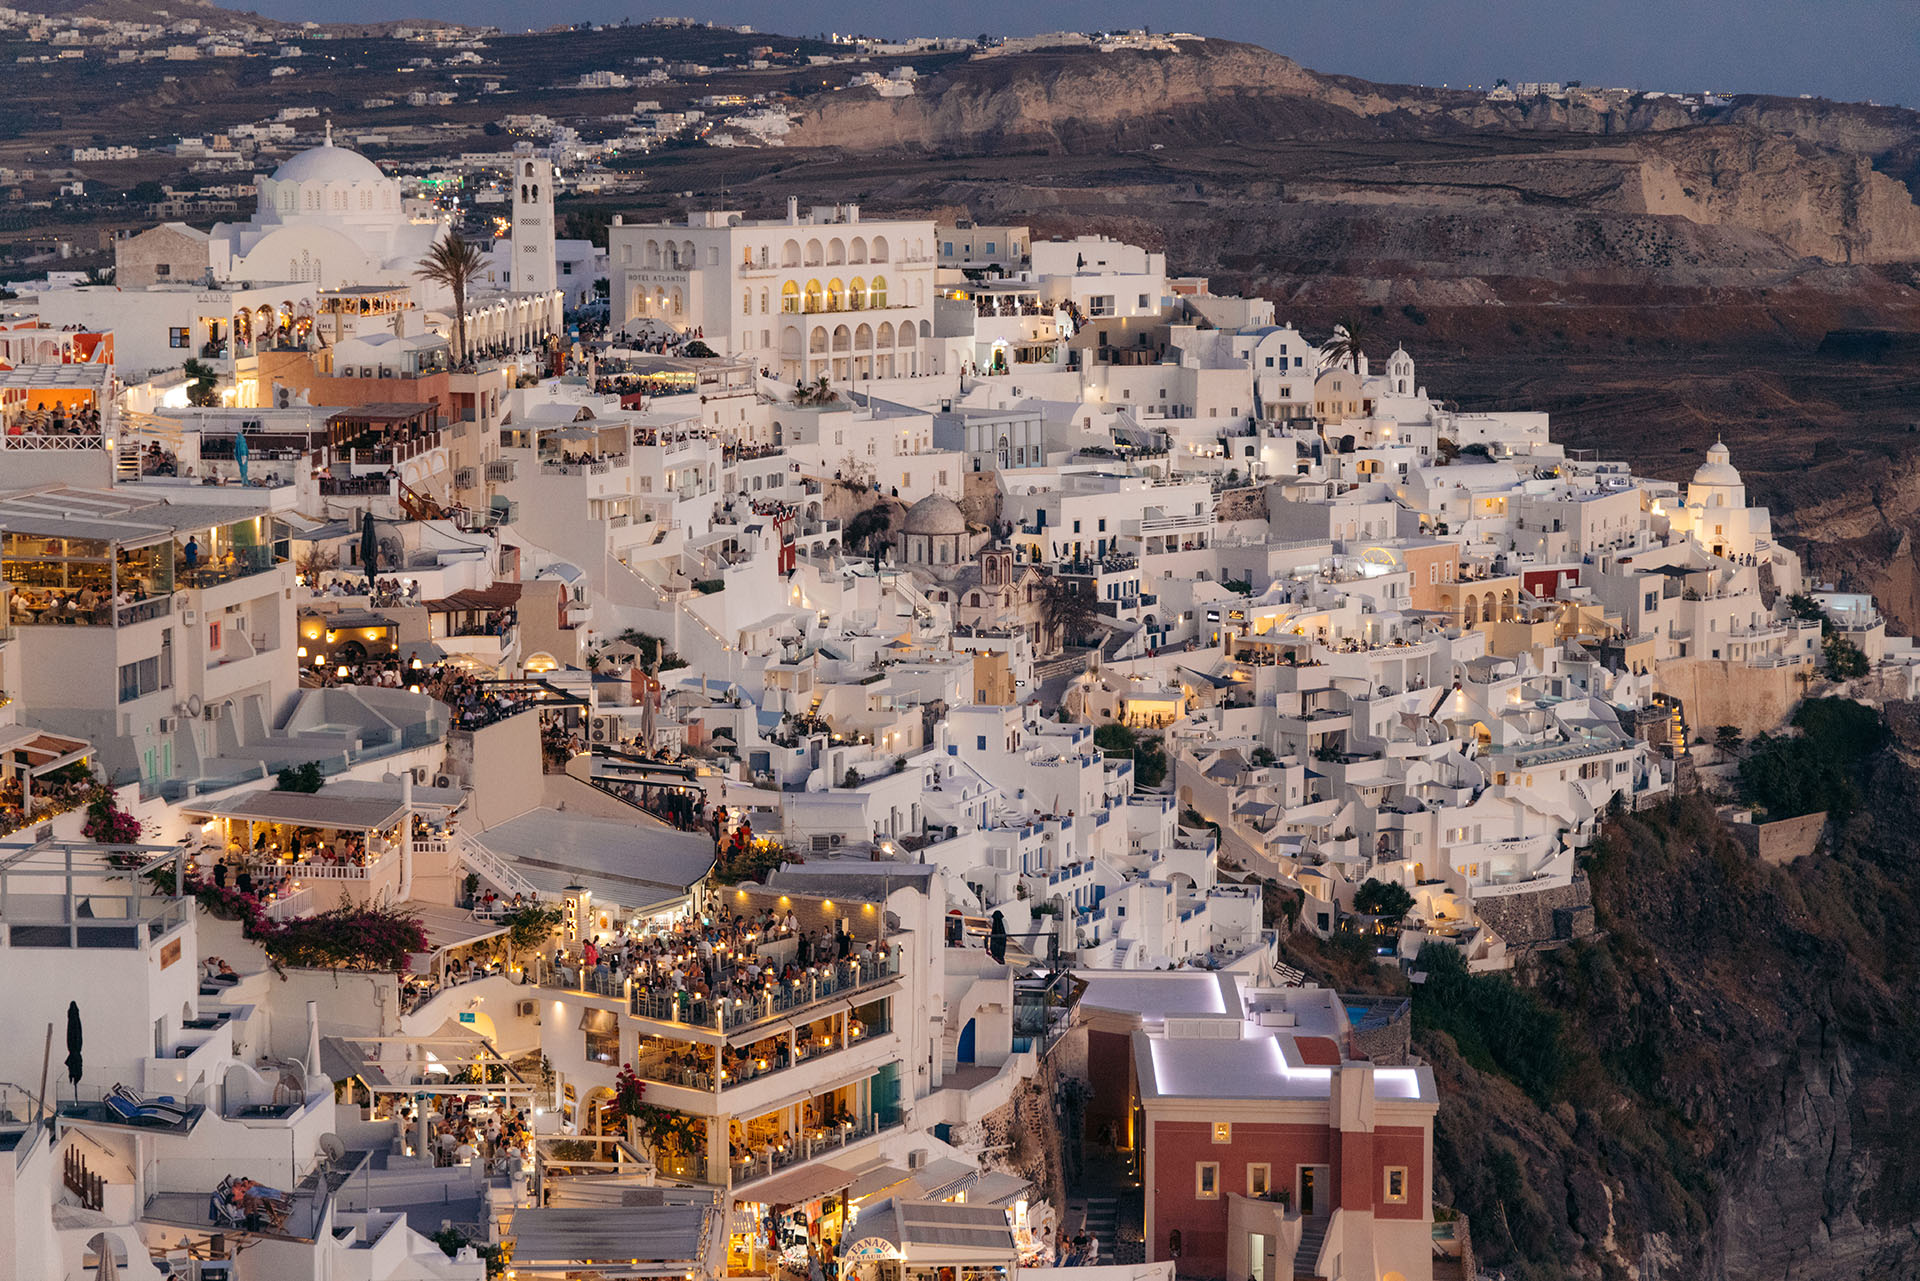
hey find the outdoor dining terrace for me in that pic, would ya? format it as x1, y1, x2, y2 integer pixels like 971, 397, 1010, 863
523, 949, 901, 1036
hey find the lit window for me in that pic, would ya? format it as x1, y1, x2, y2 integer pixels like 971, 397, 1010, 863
1211, 1121, 1231, 1144
1384, 1167, 1408, 1204
1195, 1163, 1219, 1199
1248, 1164, 1270, 1198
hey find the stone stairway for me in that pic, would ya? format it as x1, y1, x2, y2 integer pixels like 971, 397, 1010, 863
1293, 1217, 1329, 1280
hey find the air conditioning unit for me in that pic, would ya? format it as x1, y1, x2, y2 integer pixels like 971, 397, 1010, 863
156, 716, 177, 734
516, 1000, 539, 1022
412, 766, 429, 784
205, 702, 227, 721
907, 1149, 928, 1171
434, 773, 454, 788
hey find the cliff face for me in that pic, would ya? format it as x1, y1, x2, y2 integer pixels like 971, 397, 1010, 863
1425, 728, 1920, 1280
784, 40, 1378, 153
785, 42, 1920, 270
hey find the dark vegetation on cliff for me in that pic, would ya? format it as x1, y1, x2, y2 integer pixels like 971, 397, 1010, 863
1407, 699, 1920, 1279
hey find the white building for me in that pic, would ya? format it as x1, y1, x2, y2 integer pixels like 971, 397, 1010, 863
608, 201, 943, 381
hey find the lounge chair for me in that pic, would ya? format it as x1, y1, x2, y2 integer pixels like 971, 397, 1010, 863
111, 1083, 190, 1123
105, 1094, 184, 1126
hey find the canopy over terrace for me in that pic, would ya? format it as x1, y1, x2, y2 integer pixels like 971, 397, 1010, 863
318, 1023, 540, 1112
0, 363, 111, 444
0, 486, 282, 624
507, 1203, 721, 1279
180, 778, 461, 885
0, 726, 91, 836
839, 1197, 1018, 1269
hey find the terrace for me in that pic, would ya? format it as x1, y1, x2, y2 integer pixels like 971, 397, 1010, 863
0, 487, 282, 627
0, 840, 194, 951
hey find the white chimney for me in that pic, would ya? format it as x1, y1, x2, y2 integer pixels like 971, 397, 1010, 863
787, 197, 799, 224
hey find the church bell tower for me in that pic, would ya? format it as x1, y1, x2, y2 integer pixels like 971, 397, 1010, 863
510, 155, 557, 295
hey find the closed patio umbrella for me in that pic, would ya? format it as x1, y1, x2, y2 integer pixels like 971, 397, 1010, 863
64, 1001, 82, 1102
360, 512, 378, 592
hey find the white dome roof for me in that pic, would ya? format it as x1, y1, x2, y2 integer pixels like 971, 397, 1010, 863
270, 143, 388, 186
1691, 441, 1742, 488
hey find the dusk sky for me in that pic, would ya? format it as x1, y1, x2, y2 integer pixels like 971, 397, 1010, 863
246, 0, 1918, 108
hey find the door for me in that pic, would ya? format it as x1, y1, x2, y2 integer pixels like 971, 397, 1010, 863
957, 1018, 977, 1064
1248, 1233, 1268, 1281
1299, 1166, 1331, 1217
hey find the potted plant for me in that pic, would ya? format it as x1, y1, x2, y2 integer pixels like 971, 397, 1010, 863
463, 871, 481, 908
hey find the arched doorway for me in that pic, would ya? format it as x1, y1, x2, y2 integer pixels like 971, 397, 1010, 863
957, 1018, 977, 1064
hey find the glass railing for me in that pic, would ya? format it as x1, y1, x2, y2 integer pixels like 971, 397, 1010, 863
620, 952, 900, 1032
177, 545, 280, 590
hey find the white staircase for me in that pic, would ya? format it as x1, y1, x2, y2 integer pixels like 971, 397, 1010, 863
444, 832, 537, 899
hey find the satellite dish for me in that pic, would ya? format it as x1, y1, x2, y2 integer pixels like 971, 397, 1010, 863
319, 1133, 347, 1168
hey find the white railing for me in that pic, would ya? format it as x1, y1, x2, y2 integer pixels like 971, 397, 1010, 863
264, 886, 316, 921
447, 832, 537, 898
260, 851, 394, 881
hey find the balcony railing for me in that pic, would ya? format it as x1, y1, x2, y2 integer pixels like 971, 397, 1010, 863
319, 476, 395, 497
631, 1016, 889, 1094
624, 952, 899, 1032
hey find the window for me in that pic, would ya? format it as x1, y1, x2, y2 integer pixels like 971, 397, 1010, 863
207, 620, 221, 650
584, 1022, 619, 1064
976, 736, 987, 751
1195, 1163, 1219, 1198
168, 327, 190, 349
1383, 1167, 1408, 1204
155, 263, 171, 278
117, 654, 169, 703
1138, 294, 1150, 309
1211, 1121, 1231, 1143
1248, 1164, 1271, 1198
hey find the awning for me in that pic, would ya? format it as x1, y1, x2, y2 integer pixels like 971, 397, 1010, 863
837, 1197, 1016, 1262
847, 1163, 911, 1202
507, 1205, 713, 1272
580, 1008, 620, 1034
319, 1036, 393, 1088
726, 1017, 797, 1048
404, 902, 508, 961
738, 1159, 859, 1208
906, 1158, 980, 1201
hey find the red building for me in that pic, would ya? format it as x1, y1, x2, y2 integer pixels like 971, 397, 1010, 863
1077, 974, 1438, 1281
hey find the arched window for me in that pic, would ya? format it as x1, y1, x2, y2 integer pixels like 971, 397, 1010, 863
871, 238, 890, 263
847, 277, 866, 309
802, 280, 823, 313
759, 288, 769, 314
530, 185, 539, 202
828, 238, 846, 265
782, 239, 800, 267
850, 236, 867, 264
781, 281, 801, 313
868, 276, 887, 308
826, 279, 846, 311
805, 238, 823, 267
525, 162, 536, 177
743, 290, 752, 315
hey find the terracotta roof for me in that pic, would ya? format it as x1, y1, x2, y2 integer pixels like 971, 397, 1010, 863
1295, 1035, 1343, 1067
426, 584, 523, 611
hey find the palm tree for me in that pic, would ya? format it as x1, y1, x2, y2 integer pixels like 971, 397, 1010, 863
415, 231, 488, 364
1320, 318, 1369, 376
